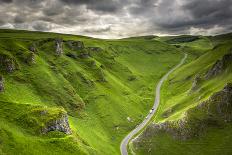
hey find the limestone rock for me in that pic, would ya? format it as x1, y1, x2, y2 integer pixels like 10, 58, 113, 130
79, 51, 89, 58
26, 52, 36, 65
197, 83, 232, 121
205, 51, 232, 79
55, 38, 63, 56
29, 44, 37, 53
66, 53, 78, 59
66, 40, 84, 50
42, 114, 72, 134
5, 59, 16, 72
190, 74, 202, 91
0, 76, 4, 92
0, 54, 18, 73
86, 47, 102, 52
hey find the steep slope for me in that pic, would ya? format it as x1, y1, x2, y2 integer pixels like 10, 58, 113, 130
132, 34, 232, 154
0, 29, 185, 155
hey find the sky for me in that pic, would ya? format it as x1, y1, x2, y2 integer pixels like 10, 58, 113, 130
0, 0, 231, 38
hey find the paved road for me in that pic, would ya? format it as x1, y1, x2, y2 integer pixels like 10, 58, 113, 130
120, 53, 187, 155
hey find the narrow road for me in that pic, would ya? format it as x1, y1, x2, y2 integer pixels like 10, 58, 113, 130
120, 53, 187, 155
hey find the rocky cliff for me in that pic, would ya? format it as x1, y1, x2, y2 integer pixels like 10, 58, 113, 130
205, 51, 232, 79
0, 75, 4, 92
0, 54, 18, 73
55, 38, 63, 56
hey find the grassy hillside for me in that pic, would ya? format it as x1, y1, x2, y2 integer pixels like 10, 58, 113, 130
0, 29, 187, 155
132, 34, 232, 154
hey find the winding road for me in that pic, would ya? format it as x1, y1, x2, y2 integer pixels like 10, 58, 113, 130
120, 53, 187, 155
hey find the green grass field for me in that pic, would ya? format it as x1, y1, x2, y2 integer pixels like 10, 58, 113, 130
132, 33, 232, 155
0, 29, 231, 155
0, 29, 185, 155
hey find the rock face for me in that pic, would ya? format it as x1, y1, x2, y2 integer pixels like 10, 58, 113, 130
5, 59, 16, 72
205, 52, 232, 79
0, 54, 18, 73
0, 76, 4, 92
55, 38, 63, 56
79, 50, 90, 59
26, 52, 36, 65
198, 83, 232, 121
86, 47, 102, 52
190, 74, 201, 91
29, 44, 37, 53
67, 40, 84, 50
42, 114, 72, 134
134, 83, 232, 142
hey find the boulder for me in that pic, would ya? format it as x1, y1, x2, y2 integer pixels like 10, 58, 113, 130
205, 51, 232, 79
55, 38, 63, 56
42, 113, 72, 134
0, 76, 4, 92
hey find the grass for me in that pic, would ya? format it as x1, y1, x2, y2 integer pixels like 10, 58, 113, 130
0, 29, 183, 154
132, 33, 232, 154
134, 124, 232, 155
1, 29, 231, 155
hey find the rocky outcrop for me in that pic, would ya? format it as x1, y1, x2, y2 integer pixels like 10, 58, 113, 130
97, 69, 107, 82
42, 114, 72, 134
21, 107, 72, 135
205, 52, 232, 79
190, 74, 202, 91
0, 76, 4, 92
134, 83, 232, 142
86, 47, 102, 52
29, 44, 37, 53
26, 52, 36, 65
0, 54, 18, 73
66, 40, 84, 50
66, 53, 78, 59
79, 50, 90, 58
55, 38, 63, 56
198, 83, 232, 121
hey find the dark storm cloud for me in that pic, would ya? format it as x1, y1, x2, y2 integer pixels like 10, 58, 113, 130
14, 15, 26, 23
60, 0, 122, 13
32, 21, 52, 31
0, 0, 231, 38
83, 26, 111, 33
0, 0, 12, 3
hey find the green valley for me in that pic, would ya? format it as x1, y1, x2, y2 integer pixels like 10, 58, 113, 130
0, 29, 231, 155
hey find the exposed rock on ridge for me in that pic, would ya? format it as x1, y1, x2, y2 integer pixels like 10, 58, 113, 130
55, 38, 63, 56
0, 54, 18, 73
205, 51, 232, 79
66, 40, 84, 50
0, 76, 4, 92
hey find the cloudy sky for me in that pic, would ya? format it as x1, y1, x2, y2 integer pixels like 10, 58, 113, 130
0, 0, 231, 38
